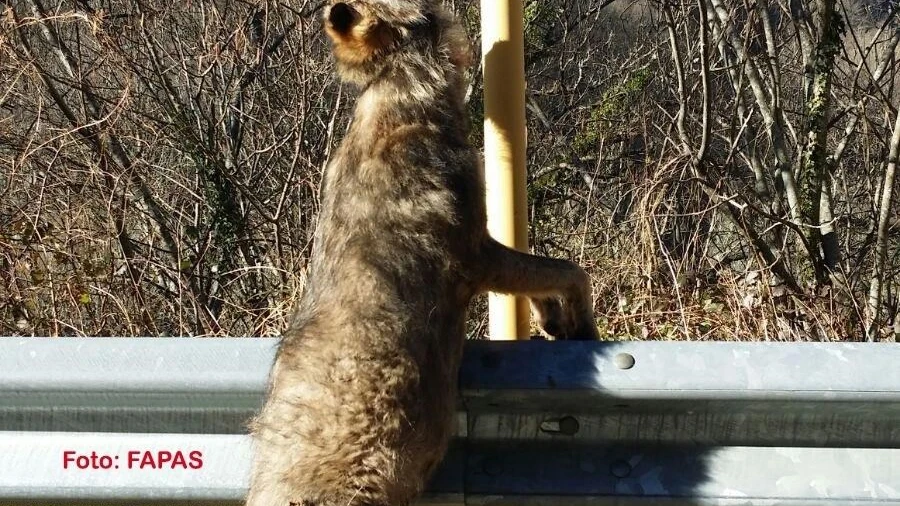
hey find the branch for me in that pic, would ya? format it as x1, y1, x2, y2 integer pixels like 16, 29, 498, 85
865, 104, 900, 340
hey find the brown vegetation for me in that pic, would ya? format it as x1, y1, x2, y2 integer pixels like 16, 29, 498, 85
1, 0, 899, 341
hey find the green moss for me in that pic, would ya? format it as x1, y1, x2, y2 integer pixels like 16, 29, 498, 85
527, 164, 563, 202
461, 3, 480, 39
523, 1, 554, 52
573, 68, 652, 156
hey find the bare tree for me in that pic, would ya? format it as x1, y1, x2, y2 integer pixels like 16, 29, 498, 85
2, 0, 898, 341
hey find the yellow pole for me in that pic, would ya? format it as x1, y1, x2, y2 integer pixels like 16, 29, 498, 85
481, 0, 530, 340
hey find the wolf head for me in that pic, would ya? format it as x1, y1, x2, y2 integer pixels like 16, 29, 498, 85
323, 0, 471, 87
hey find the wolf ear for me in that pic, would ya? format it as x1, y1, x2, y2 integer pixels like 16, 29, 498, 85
325, 2, 402, 68
327, 3, 359, 34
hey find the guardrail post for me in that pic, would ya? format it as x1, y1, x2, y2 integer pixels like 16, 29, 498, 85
481, 0, 531, 340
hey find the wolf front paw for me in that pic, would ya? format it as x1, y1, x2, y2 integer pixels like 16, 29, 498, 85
531, 296, 600, 340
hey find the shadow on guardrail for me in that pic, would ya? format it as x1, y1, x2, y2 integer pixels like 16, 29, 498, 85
457, 340, 713, 501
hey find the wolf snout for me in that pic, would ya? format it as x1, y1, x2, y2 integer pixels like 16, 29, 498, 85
328, 3, 358, 33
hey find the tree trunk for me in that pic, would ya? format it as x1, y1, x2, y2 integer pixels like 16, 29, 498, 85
797, 0, 842, 286
865, 108, 900, 341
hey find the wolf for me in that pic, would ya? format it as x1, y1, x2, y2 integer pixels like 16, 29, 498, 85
246, 1, 600, 505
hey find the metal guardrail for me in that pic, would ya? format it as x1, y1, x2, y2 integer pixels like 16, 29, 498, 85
1, 337, 899, 505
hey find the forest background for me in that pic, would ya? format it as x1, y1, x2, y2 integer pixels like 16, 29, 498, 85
2, 0, 899, 341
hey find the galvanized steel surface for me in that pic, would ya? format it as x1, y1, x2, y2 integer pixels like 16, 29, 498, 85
1, 432, 898, 504
1, 337, 899, 505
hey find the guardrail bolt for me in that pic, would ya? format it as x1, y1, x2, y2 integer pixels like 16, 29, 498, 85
614, 353, 636, 370
539, 415, 580, 435
559, 415, 580, 435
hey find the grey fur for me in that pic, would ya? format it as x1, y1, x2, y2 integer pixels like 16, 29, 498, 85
246, 2, 600, 505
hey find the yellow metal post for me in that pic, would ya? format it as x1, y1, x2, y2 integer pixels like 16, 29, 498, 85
481, 0, 530, 340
